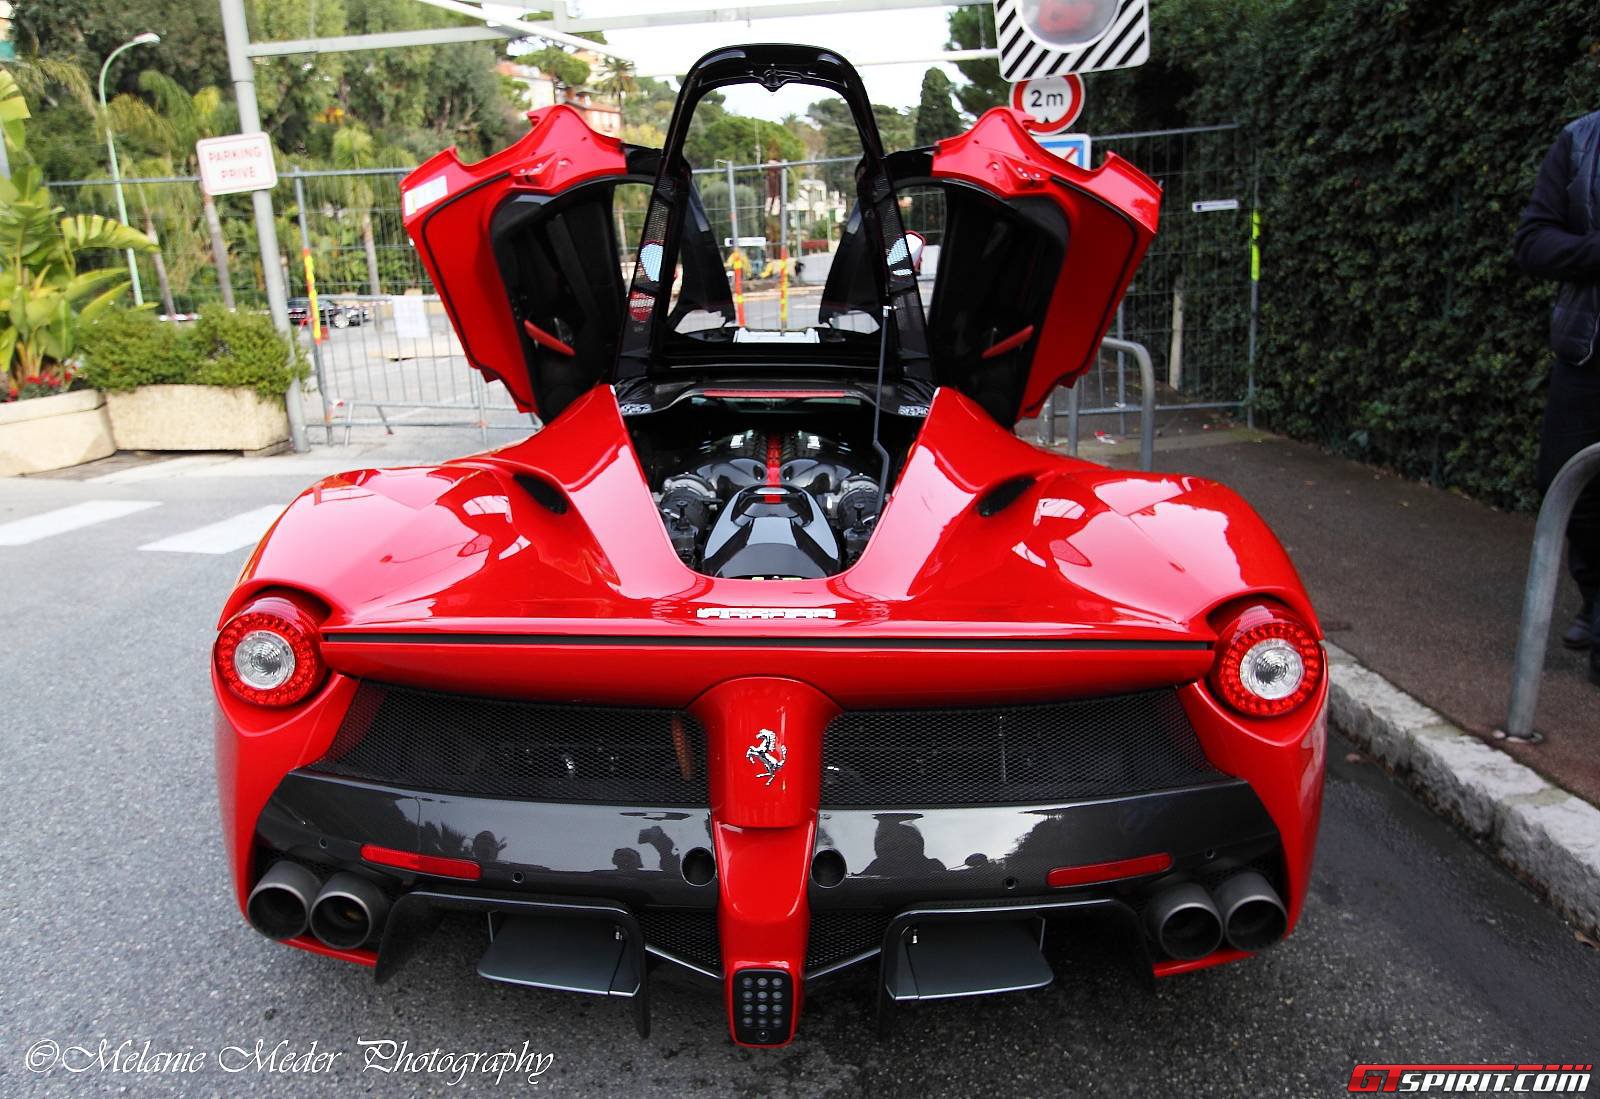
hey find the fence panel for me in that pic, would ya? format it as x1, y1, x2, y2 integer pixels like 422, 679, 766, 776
1094, 124, 1255, 411
46, 123, 1253, 444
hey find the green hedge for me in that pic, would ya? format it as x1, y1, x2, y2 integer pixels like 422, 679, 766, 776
1081, 0, 1600, 509
81, 309, 308, 399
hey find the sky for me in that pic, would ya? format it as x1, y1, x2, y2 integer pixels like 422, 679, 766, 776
561, 2, 971, 118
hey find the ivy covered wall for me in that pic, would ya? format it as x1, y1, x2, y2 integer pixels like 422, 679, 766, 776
1084, 0, 1600, 508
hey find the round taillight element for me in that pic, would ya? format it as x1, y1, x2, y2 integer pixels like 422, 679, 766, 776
1209, 605, 1322, 717
215, 596, 325, 707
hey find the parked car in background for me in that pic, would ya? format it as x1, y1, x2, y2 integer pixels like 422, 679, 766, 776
285, 298, 371, 329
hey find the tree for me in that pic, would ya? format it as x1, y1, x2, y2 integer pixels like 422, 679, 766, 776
594, 59, 639, 113
913, 69, 962, 146
0, 72, 155, 397
685, 114, 805, 170
946, 6, 1008, 116
330, 124, 406, 297
127, 72, 241, 308
807, 98, 917, 194
523, 45, 591, 91
10, 0, 230, 96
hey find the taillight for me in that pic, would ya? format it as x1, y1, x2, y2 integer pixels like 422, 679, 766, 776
1208, 603, 1322, 717
214, 595, 325, 707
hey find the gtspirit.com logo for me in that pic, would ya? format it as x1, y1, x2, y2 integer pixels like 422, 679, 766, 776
1348, 1064, 1592, 1094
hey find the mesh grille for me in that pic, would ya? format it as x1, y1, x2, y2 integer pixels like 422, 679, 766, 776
819, 689, 1221, 807
309, 683, 708, 805
806, 910, 891, 972
637, 907, 720, 971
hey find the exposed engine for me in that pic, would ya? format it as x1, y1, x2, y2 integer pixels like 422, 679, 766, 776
654, 430, 883, 579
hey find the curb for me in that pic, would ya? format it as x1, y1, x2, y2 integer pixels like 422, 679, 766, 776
1326, 643, 1600, 939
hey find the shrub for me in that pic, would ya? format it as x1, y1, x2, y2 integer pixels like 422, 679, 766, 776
81, 309, 307, 398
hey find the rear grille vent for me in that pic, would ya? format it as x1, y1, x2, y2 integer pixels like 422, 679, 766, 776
309, 682, 708, 805
806, 910, 892, 973
819, 689, 1222, 807
638, 907, 720, 972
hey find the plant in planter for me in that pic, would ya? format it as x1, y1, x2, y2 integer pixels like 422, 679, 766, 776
0, 70, 157, 475
80, 309, 308, 453
0, 71, 155, 403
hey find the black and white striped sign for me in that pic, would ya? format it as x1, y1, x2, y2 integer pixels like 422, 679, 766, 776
996, 0, 1151, 83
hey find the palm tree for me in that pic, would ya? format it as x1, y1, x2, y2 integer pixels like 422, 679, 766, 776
128, 73, 239, 308
594, 59, 638, 119
329, 125, 402, 299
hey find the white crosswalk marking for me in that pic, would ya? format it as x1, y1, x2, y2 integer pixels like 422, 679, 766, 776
0, 500, 162, 546
87, 455, 238, 484
137, 506, 284, 555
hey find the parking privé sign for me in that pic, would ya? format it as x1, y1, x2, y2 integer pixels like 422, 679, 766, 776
195, 133, 278, 197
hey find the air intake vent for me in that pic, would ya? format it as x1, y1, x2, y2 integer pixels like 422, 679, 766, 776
310, 683, 708, 805
819, 689, 1222, 807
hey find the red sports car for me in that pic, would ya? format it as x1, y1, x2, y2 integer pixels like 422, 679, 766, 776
213, 45, 1325, 1048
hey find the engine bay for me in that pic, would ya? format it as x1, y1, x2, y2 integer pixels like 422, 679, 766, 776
655, 430, 882, 579
628, 396, 921, 579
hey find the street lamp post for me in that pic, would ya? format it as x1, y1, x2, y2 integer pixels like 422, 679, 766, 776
98, 32, 160, 307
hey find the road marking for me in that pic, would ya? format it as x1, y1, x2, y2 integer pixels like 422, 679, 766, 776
138, 506, 284, 555
0, 500, 162, 546
88, 455, 238, 484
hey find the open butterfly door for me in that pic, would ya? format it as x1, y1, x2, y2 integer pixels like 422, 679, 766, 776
402, 44, 1161, 427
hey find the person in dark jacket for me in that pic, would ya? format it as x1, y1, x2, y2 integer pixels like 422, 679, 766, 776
1515, 109, 1600, 682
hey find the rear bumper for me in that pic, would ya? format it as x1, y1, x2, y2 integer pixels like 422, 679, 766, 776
253, 768, 1282, 984
221, 670, 1326, 1045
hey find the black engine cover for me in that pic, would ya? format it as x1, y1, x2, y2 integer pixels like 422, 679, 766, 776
702, 485, 841, 579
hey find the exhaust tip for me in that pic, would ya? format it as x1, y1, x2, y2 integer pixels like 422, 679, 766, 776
246, 861, 322, 941
310, 872, 390, 950
1214, 870, 1287, 951
1146, 881, 1223, 961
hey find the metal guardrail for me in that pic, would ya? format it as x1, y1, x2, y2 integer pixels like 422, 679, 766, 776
1039, 336, 1157, 471
1503, 440, 1600, 741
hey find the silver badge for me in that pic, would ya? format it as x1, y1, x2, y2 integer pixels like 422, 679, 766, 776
744, 729, 787, 786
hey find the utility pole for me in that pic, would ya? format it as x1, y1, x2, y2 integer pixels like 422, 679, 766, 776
219, 0, 308, 453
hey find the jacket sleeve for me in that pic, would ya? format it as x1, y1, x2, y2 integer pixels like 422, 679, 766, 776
1514, 129, 1600, 281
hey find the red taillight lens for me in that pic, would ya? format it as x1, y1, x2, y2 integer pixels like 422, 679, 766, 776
1208, 603, 1322, 717
214, 595, 325, 707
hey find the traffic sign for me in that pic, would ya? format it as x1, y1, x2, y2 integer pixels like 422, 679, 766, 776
1036, 134, 1093, 170
996, 0, 1151, 82
195, 133, 278, 196
1010, 74, 1086, 134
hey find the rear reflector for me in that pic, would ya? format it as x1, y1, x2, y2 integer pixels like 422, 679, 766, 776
1047, 853, 1173, 888
360, 844, 482, 880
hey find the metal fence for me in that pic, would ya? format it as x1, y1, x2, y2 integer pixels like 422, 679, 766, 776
47, 123, 1254, 444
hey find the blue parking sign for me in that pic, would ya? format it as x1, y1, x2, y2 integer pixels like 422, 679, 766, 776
1036, 133, 1093, 169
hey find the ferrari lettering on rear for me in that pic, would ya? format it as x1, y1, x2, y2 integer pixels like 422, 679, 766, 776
695, 608, 837, 620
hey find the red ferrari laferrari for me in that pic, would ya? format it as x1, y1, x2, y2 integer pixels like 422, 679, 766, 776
213, 45, 1325, 1047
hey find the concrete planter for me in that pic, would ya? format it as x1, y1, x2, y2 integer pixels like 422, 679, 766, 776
0, 389, 115, 476
104, 385, 289, 453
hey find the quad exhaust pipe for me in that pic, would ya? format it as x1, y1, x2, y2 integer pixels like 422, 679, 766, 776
309, 872, 390, 950
247, 861, 390, 949
246, 861, 322, 941
1145, 882, 1223, 960
1146, 871, 1288, 960
1213, 870, 1288, 952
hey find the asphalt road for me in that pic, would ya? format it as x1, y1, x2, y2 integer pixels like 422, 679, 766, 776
2, 451, 1596, 1098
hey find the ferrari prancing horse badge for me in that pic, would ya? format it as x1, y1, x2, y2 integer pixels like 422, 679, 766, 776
745, 729, 786, 786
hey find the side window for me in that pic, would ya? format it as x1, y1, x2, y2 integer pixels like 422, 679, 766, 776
897, 185, 947, 318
